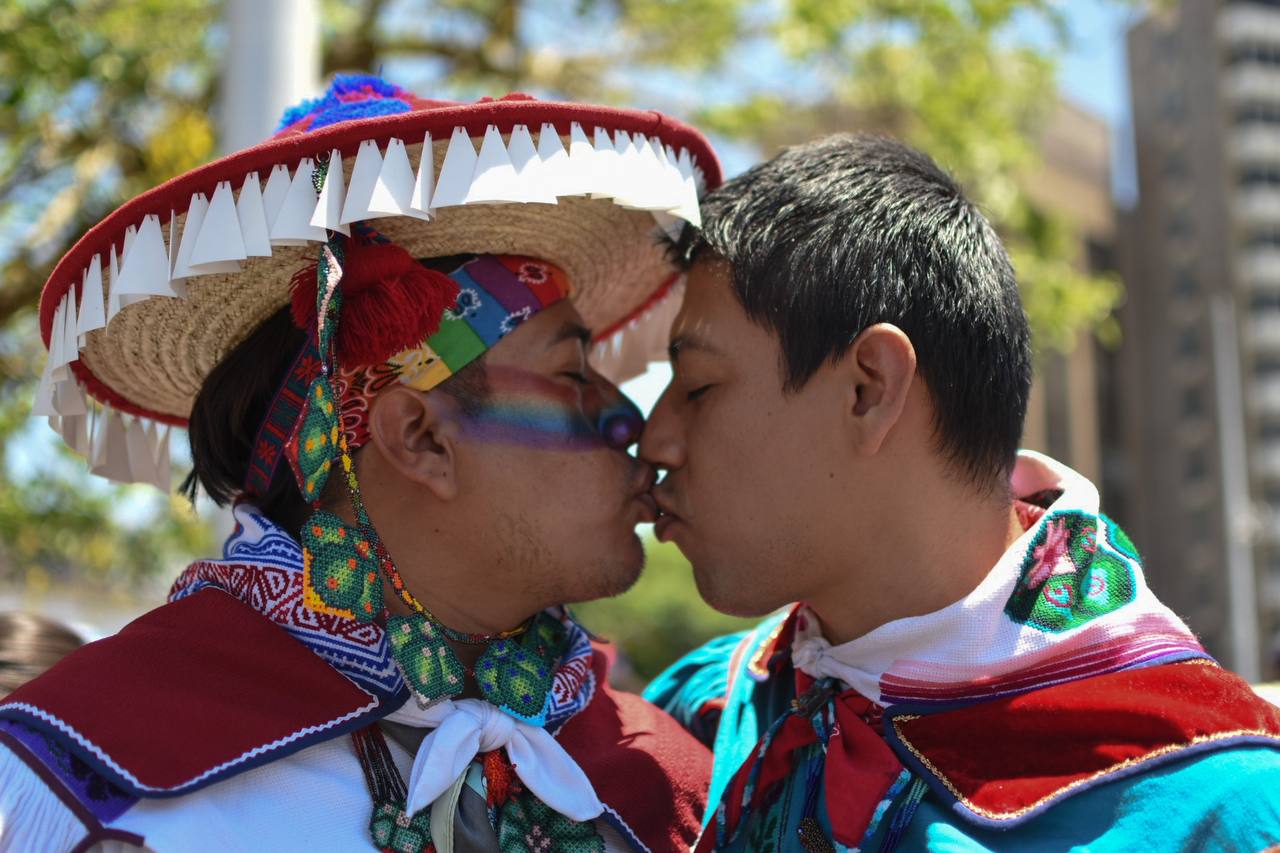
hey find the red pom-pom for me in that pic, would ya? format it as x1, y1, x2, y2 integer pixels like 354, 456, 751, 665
289, 241, 460, 367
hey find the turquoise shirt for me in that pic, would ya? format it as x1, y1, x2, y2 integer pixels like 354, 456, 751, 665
646, 617, 1280, 852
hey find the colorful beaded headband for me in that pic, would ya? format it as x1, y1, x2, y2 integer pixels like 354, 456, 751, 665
244, 247, 569, 497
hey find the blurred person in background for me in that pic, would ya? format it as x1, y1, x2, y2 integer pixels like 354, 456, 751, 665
643, 134, 1280, 851
0, 76, 719, 851
0, 612, 82, 697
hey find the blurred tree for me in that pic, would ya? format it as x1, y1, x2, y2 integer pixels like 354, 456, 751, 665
0, 0, 1128, 657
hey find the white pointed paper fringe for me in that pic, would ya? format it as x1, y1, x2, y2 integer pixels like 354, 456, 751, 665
237, 172, 273, 257
53, 379, 87, 417
341, 140, 384, 224
432, 128, 479, 208
272, 158, 326, 243
261, 164, 292, 231
590, 127, 619, 200
409, 132, 437, 218
116, 215, 179, 298
466, 125, 523, 204
562, 123, 595, 197
364, 137, 417, 219
508, 124, 556, 204
105, 244, 123, 323
536, 124, 570, 198
310, 150, 350, 236
77, 255, 107, 342
191, 182, 249, 269
31, 357, 57, 418
91, 409, 133, 483
125, 416, 158, 486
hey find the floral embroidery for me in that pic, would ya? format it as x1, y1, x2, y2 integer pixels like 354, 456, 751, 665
1005, 512, 1138, 633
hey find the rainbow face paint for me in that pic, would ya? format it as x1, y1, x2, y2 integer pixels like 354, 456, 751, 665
460, 365, 643, 451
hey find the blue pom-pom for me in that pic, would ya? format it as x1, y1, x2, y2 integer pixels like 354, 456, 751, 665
276, 74, 411, 132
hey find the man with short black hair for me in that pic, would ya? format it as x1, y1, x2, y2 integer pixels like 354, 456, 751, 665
643, 133, 1280, 851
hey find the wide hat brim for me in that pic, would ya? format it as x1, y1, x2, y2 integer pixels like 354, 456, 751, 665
33, 93, 720, 486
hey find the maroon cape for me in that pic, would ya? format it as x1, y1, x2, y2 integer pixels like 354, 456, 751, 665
0, 589, 710, 851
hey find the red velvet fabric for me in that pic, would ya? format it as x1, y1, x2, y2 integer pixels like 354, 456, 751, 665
891, 661, 1280, 819
0, 589, 377, 791
558, 643, 713, 852
1, 592, 711, 848
710, 690, 903, 850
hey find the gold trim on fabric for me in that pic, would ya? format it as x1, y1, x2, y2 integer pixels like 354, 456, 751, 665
891, 715, 1280, 821
748, 616, 790, 677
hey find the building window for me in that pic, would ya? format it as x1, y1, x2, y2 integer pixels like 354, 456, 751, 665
1236, 103, 1280, 126
1177, 326, 1202, 360
1166, 209, 1195, 241
1183, 385, 1206, 418
1186, 446, 1209, 483
1241, 165, 1280, 187
1173, 268, 1199, 300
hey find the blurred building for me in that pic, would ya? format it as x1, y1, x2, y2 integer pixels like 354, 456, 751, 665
1122, 0, 1280, 680
1020, 102, 1117, 497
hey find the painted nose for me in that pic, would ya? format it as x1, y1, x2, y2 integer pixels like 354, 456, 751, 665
597, 392, 645, 450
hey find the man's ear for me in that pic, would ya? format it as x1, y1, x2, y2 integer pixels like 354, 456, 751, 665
840, 323, 917, 456
367, 385, 461, 501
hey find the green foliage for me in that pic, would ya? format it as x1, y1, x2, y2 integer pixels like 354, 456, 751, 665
574, 536, 752, 685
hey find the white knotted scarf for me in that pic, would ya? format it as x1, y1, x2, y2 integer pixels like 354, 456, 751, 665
384, 697, 604, 822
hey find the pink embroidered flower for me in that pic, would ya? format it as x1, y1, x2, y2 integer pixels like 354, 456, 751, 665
1025, 518, 1073, 589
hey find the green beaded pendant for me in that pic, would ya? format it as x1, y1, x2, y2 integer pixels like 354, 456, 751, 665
387, 613, 468, 703
370, 798, 433, 853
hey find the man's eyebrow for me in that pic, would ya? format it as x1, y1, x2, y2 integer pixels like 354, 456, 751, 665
548, 322, 593, 349
668, 333, 722, 365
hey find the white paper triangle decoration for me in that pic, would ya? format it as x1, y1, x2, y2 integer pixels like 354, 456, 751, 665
125, 415, 159, 486
47, 298, 68, 369
31, 357, 57, 417
508, 124, 555, 204
408, 133, 436, 218
590, 127, 619, 200
106, 244, 123, 323
612, 131, 643, 208
340, 139, 385, 224
536, 124, 570, 200
53, 378, 87, 417
271, 158, 327, 243
116, 214, 179, 298
466, 125, 522, 204
310, 150, 350, 236
431, 127, 479, 208
190, 181, 249, 272
368, 137, 427, 221
77, 254, 107, 341
261, 164, 293, 231
237, 172, 273, 258
563, 123, 595, 197
59, 295, 79, 367
152, 423, 172, 491
60, 411, 91, 458
91, 408, 133, 483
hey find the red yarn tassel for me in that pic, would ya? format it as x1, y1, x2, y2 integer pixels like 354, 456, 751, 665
289, 240, 460, 368
483, 749, 516, 807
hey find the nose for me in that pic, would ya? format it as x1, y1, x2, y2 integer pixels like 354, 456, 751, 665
637, 383, 685, 471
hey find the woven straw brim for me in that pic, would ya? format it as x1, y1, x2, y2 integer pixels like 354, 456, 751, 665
76, 138, 681, 420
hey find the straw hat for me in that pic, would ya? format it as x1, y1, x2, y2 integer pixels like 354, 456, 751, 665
31, 76, 720, 488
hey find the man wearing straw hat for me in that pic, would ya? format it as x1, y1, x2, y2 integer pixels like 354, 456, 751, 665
0, 75, 717, 852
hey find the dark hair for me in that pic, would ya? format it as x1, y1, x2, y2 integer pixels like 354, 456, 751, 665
672, 133, 1032, 489
0, 612, 83, 696
183, 257, 488, 539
